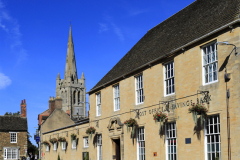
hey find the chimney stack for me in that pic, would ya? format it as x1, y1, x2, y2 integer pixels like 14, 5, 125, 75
49, 96, 55, 113
21, 99, 27, 117
55, 97, 62, 109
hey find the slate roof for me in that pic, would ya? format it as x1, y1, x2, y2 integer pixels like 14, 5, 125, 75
0, 116, 28, 131
89, 0, 240, 93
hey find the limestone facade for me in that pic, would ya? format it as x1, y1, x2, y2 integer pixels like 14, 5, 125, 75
41, 1, 240, 160
41, 27, 240, 160
87, 29, 240, 160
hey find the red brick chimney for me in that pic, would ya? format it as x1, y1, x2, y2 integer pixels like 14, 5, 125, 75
49, 96, 55, 113
21, 99, 27, 117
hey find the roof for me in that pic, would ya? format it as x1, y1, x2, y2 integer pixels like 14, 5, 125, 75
0, 116, 28, 131
38, 109, 51, 125
89, 0, 240, 93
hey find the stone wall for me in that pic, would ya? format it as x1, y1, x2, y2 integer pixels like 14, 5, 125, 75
87, 27, 240, 160
0, 131, 27, 160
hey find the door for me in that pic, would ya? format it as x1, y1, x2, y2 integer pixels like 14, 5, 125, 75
113, 139, 121, 160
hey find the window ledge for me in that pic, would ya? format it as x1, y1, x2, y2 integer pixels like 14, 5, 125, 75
200, 81, 219, 90
134, 103, 144, 109
164, 93, 175, 97
202, 80, 218, 86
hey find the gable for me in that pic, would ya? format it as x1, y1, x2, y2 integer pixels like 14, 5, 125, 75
41, 109, 74, 133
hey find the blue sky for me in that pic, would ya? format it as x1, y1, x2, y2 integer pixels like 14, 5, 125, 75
0, 0, 194, 145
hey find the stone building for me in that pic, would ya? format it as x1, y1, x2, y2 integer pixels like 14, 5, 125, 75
37, 25, 88, 159
41, 0, 240, 160
56, 25, 87, 119
0, 100, 28, 160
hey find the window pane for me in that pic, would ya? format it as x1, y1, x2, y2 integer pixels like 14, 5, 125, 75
208, 153, 211, 160
216, 143, 219, 152
212, 153, 215, 160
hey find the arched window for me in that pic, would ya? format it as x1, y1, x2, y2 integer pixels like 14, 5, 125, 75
73, 91, 76, 104
78, 91, 80, 104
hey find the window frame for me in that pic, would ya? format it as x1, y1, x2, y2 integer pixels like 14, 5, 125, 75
135, 74, 144, 105
53, 142, 57, 151
82, 152, 89, 160
201, 41, 218, 85
165, 123, 177, 160
137, 127, 145, 160
113, 84, 120, 111
9, 132, 17, 143
4, 148, 19, 159
72, 139, 77, 149
62, 142, 66, 150
46, 145, 50, 152
83, 137, 89, 148
97, 134, 102, 160
164, 61, 175, 96
204, 115, 221, 160
96, 92, 101, 116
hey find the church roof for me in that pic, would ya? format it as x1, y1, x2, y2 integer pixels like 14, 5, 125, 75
89, 0, 240, 94
0, 116, 27, 131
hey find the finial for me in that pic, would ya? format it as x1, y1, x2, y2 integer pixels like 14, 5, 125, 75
69, 20, 71, 26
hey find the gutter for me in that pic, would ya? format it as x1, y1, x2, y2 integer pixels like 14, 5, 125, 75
88, 19, 240, 94
42, 118, 89, 135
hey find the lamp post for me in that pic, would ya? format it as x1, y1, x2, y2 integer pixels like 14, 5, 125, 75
216, 41, 238, 160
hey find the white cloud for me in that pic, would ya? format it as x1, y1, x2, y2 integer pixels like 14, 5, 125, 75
0, 72, 11, 89
99, 23, 109, 33
0, 0, 4, 9
128, 9, 148, 17
99, 14, 125, 41
111, 23, 124, 41
0, 0, 27, 64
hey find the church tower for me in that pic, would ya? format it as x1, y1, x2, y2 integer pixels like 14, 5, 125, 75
56, 25, 86, 119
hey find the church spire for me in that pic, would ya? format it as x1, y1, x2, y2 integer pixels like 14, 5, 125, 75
81, 72, 85, 80
64, 24, 78, 80
57, 72, 60, 79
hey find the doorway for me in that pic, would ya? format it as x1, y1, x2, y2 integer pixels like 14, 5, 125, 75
113, 138, 121, 160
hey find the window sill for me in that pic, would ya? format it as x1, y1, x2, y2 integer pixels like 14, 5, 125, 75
164, 93, 175, 97
136, 102, 144, 106
114, 109, 120, 112
134, 103, 144, 109
202, 80, 218, 86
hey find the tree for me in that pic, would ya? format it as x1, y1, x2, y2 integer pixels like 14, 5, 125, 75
27, 132, 39, 155
4, 111, 20, 116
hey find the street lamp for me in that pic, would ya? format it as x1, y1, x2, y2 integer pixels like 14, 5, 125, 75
216, 41, 238, 160
216, 41, 238, 72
